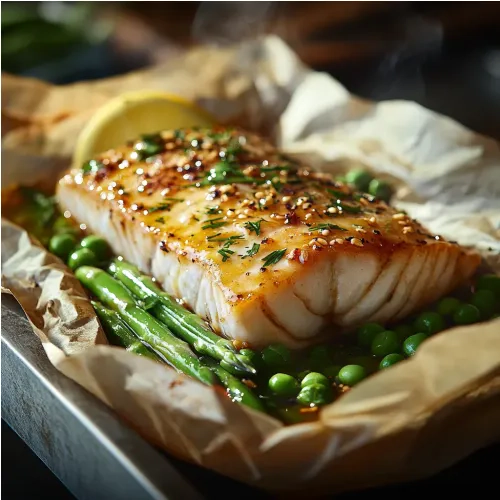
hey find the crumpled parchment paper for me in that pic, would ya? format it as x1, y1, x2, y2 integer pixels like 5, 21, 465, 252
2, 36, 500, 494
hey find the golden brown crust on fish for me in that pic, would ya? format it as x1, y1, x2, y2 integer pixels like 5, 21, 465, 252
57, 127, 481, 347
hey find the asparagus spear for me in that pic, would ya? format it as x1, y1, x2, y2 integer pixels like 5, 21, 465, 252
76, 267, 215, 386
108, 259, 257, 377
92, 300, 160, 361
203, 358, 264, 412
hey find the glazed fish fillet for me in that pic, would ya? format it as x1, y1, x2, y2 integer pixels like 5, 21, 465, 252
57, 127, 480, 348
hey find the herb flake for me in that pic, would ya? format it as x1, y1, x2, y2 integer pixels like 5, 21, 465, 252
309, 223, 347, 232
261, 248, 286, 267
246, 243, 260, 257
243, 219, 264, 236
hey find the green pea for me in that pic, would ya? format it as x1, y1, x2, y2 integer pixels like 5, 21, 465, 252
470, 290, 497, 318
301, 372, 329, 388
379, 353, 404, 370
345, 169, 373, 192
453, 304, 481, 325
52, 215, 79, 236
261, 344, 291, 369
49, 233, 77, 261
268, 373, 299, 398
403, 333, 428, 357
356, 322, 385, 348
338, 365, 366, 386
368, 179, 392, 202
308, 345, 331, 370
394, 324, 413, 343
413, 311, 445, 335
371, 330, 400, 357
322, 365, 341, 379
297, 383, 332, 406
436, 297, 461, 317
79, 235, 110, 261
476, 274, 500, 298
67, 248, 98, 271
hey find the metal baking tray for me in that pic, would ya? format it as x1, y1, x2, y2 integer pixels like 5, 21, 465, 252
2, 293, 497, 498
1, 294, 264, 500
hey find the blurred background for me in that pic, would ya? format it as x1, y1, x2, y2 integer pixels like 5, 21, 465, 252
2, 1, 500, 138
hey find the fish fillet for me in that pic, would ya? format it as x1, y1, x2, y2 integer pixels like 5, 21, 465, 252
57, 127, 480, 348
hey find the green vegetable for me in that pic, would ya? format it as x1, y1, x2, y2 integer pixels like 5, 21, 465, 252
394, 324, 413, 343
92, 301, 159, 361
75, 267, 215, 386
261, 249, 286, 267
268, 373, 300, 398
79, 235, 110, 261
204, 358, 264, 412
68, 248, 98, 270
308, 345, 331, 371
436, 297, 461, 317
368, 179, 392, 202
345, 169, 373, 192
49, 233, 77, 261
379, 353, 404, 369
108, 259, 256, 376
470, 290, 497, 318
403, 333, 428, 357
301, 372, 329, 388
357, 322, 385, 348
322, 365, 341, 379
297, 384, 332, 406
261, 344, 291, 369
453, 304, 481, 325
476, 274, 500, 298
338, 365, 366, 386
371, 330, 400, 357
413, 311, 445, 335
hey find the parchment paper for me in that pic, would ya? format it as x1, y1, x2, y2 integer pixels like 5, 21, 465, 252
2, 36, 500, 494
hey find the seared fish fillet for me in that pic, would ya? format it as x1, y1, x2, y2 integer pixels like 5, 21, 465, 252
57, 127, 480, 348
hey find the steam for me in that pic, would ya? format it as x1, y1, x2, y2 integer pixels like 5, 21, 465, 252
191, 1, 279, 46
372, 16, 443, 100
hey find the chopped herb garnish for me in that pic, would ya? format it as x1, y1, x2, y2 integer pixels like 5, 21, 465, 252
327, 188, 349, 199
148, 203, 172, 213
243, 219, 264, 236
135, 133, 163, 160
246, 243, 260, 257
208, 235, 244, 247
260, 164, 293, 172
218, 248, 235, 262
174, 129, 185, 140
82, 159, 104, 175
336, 201, 361, 213
309, 223, 347, 232
155, 217, 165, 223
202, 217, 227, 230
206, 233, 222, 241
162, 197, 184, 202
205, 206, 222, 215
261, 248, 286, 267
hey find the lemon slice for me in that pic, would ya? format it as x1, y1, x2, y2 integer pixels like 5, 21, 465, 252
73, 91, 215, 166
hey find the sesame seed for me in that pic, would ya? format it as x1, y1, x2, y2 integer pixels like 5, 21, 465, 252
299, 250, 309, 263
327, 207, 337, 214
220, 194, 229, 202
393, 213, 406, 220
227, 210, 235, 217
302, 202, 312, 209
335, 238, 344, 244
305, 213, 313, 220
282, 196, 291, 203
368, 216, 376, 225
296, 199, 304, 206
237, 214, 247, 219
398, 220, 407, 226
402, 226, 414, 234
351, 237, 363, 247
255, 191, 265, 199
308, 239, 317, 247
316, 238, 328, 246
321, 229, 330, 236
355, 227, 366, 233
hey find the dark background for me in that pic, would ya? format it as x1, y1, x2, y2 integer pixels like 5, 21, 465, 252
2, 1, 499, 498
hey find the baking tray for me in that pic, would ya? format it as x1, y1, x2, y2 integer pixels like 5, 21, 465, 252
3, 293, 498, 498
1, 294, 266, 500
